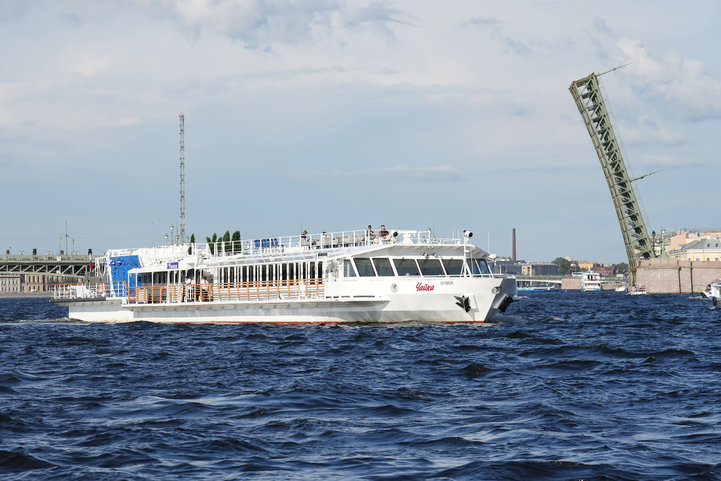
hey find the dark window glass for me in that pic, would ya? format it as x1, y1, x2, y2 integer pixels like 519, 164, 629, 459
354, 258, 376, 277
344, 259, 356, 277
442, 259, 463, 276
372, 258, 394, 276
478, 259, 491, 275
418, 258, 444, 276
394, 259, 420, 276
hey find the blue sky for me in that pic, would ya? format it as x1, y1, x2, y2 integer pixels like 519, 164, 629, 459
1, 0, 719, 263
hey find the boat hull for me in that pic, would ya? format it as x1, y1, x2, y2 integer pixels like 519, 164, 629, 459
57, 277, 516, 324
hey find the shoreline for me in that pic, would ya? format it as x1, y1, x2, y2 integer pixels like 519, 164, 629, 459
0, 292, 53, 299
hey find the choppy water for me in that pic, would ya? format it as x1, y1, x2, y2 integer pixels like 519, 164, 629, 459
1, 292, 720, 480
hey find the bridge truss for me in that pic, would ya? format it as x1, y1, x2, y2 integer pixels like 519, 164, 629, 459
0, 255, 95, 279
569, 72, 656, 284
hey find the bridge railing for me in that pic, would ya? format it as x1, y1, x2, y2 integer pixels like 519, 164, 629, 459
2, 254, 91, 262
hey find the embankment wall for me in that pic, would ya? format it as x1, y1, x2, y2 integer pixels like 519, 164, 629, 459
636, 258, 721, 294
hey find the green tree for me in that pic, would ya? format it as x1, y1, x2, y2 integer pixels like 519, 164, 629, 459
552, 257, 571, 275
232, 230, 241, 253
187, 233, 196, 255
206, 233, 218, 255
613, 262, 629, 275
222, 230, 231, 254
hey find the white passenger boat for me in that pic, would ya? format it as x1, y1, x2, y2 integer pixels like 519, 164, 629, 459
708, 280, 721, 306
580, 271, 602, 292
53, 228, 516, 323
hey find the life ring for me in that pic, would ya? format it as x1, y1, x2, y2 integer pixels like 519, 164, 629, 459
98, 283, 104, 296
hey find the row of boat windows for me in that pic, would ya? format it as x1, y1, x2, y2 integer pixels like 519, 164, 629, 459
136, 257, 491, 286
139, 262, 323, 286
344, 257, 491, 278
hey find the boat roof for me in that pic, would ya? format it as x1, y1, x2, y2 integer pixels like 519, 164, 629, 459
111, 228, 488, 273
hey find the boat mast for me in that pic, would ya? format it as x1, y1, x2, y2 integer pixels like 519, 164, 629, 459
569, 72, 656, 285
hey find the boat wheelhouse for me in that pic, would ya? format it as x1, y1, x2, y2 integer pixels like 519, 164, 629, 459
53, 228, 516, 323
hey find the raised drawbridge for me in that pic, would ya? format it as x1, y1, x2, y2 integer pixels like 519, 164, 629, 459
569, 72, 656, 284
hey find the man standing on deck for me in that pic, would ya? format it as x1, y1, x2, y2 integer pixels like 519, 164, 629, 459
184, 273, 193, 302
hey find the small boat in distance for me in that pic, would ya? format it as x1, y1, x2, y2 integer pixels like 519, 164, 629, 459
580, 271, 602, 292
52, 227, 517, 324
706, 280, 721, 306
629, 285, 647, 295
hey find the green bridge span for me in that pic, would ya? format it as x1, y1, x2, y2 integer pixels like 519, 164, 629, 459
0, 254, 99, 279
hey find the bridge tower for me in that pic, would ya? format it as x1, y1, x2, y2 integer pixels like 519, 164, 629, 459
179, 113, 186, 244
569, 72, 656, 284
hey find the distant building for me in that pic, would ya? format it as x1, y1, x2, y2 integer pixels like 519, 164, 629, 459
679, 237, 721, 262
0, 274, 21, 293
490, 258, 520, 275
23, 274, 41, 292
666, 231, 721, 260
0, 273, 68, 294
577, 262, 615, 277
520, 262, 558, 276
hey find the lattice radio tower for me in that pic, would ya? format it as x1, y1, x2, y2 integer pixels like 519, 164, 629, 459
179, 113, 186, 244
569, 70, 656, 285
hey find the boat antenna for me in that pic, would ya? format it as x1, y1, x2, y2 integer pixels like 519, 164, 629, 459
179, 113, 186, 244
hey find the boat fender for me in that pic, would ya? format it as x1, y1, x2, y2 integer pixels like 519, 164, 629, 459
98, 283, 104, 296
713, 297, 718, 307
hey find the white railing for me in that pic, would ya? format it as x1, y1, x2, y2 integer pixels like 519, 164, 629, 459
127, 279, 325, 305
202, 228, 463, 258
53, 281, 127, 300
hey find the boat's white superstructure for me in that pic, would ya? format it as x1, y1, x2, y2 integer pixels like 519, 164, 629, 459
580, 271, 602, 292
708, 280, 721, 306
53, 228, 516, 323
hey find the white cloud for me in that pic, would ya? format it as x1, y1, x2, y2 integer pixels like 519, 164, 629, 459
289, 164, 464, 182
0, 0, 31, 21
637, 153, 684, 167
1, 0, 720, 263
616, 38, 721, 120
621, 124, 687, 147
128, 0, 345, 46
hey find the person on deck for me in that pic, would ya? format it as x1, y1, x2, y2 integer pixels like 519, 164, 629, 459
184, 274, 192, 302
379, 225, 389, 240
201, 275, 210, 301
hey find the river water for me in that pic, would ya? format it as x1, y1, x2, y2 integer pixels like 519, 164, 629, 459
1, 292, 720, 480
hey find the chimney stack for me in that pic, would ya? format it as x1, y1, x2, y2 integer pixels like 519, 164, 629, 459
512, 228, 517, 263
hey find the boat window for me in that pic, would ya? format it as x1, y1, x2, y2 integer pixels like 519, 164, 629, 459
417, 258, 444, 276
354, 258, 376, 277
442, 259, 463, 276
394, 259, 420, 276
343, 259, 357, 277
470, 258, 492, 276
372, 258, 394, 276
481, 259, 491, 275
